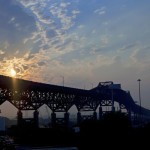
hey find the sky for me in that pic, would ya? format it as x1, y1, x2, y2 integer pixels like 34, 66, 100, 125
0, 0, 150, 118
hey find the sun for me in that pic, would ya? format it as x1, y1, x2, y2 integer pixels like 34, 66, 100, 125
10, 68, 17, 77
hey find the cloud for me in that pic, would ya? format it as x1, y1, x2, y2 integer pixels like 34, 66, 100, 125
26, 53, 116, 86
0, 49, 49, 80
16, 0, 81, 61
100, 35, 109, 46
8, 17, 16, 24
94, 7, 106, 15
0, 50, 5, 55
18, 0, 38, 7
118, 43, 138, 52
0, 0, 36, 57
131, 46, 150, 65
0, 0, 150, 92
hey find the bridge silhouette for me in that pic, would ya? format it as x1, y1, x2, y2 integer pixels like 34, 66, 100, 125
0, 74, 150, 127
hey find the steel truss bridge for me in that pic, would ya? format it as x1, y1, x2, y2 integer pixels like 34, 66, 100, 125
0, 75, 150, 127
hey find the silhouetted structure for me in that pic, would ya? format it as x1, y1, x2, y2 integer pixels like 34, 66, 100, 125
77, 111, 150, 150
0, 75, 150, 128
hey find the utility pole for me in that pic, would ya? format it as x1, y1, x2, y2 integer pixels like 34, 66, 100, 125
137, 79, 142, 122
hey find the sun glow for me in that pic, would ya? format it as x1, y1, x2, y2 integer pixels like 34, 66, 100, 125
10, 68, 17, 77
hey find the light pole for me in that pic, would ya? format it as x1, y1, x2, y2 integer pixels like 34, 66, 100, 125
137, 79, 142, 121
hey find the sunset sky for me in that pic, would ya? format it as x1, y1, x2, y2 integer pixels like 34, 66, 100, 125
0, 0, 150, 118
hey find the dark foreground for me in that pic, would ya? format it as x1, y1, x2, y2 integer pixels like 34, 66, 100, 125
3, 112, 150, 150
15, 146, 78, 150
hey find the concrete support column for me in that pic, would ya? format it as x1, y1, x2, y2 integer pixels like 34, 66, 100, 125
51, 112, 56, 127
111, 106, 115, 112
34, 110, 39, 128
17, 110, 23, 127
134, 112, 137, 122
93, 111, 97, 120
128, 109, 131, 121
77, 111, 82, 125
119, 104, 122, 112
99, 106, 102, 120
64, 112, 69, 126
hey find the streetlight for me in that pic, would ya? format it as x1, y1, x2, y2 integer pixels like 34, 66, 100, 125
137, 79, 142, 121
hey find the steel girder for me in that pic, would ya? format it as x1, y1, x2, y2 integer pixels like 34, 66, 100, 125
0, 75, 150, 118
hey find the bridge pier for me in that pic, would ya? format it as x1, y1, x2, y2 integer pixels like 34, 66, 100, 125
77, 111, 97, 125
77, 112, 82, 125
111, 106, 115, 112
93, 111, 97, 120
99, 106, 102, 120
51, 112, 56, 127
127, 109, 131, 120
17, 110, 39, 128
64, 112, 69, 126
33, 110, 39, 128
50, 112, 70, 127
17, 110, 23, 127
